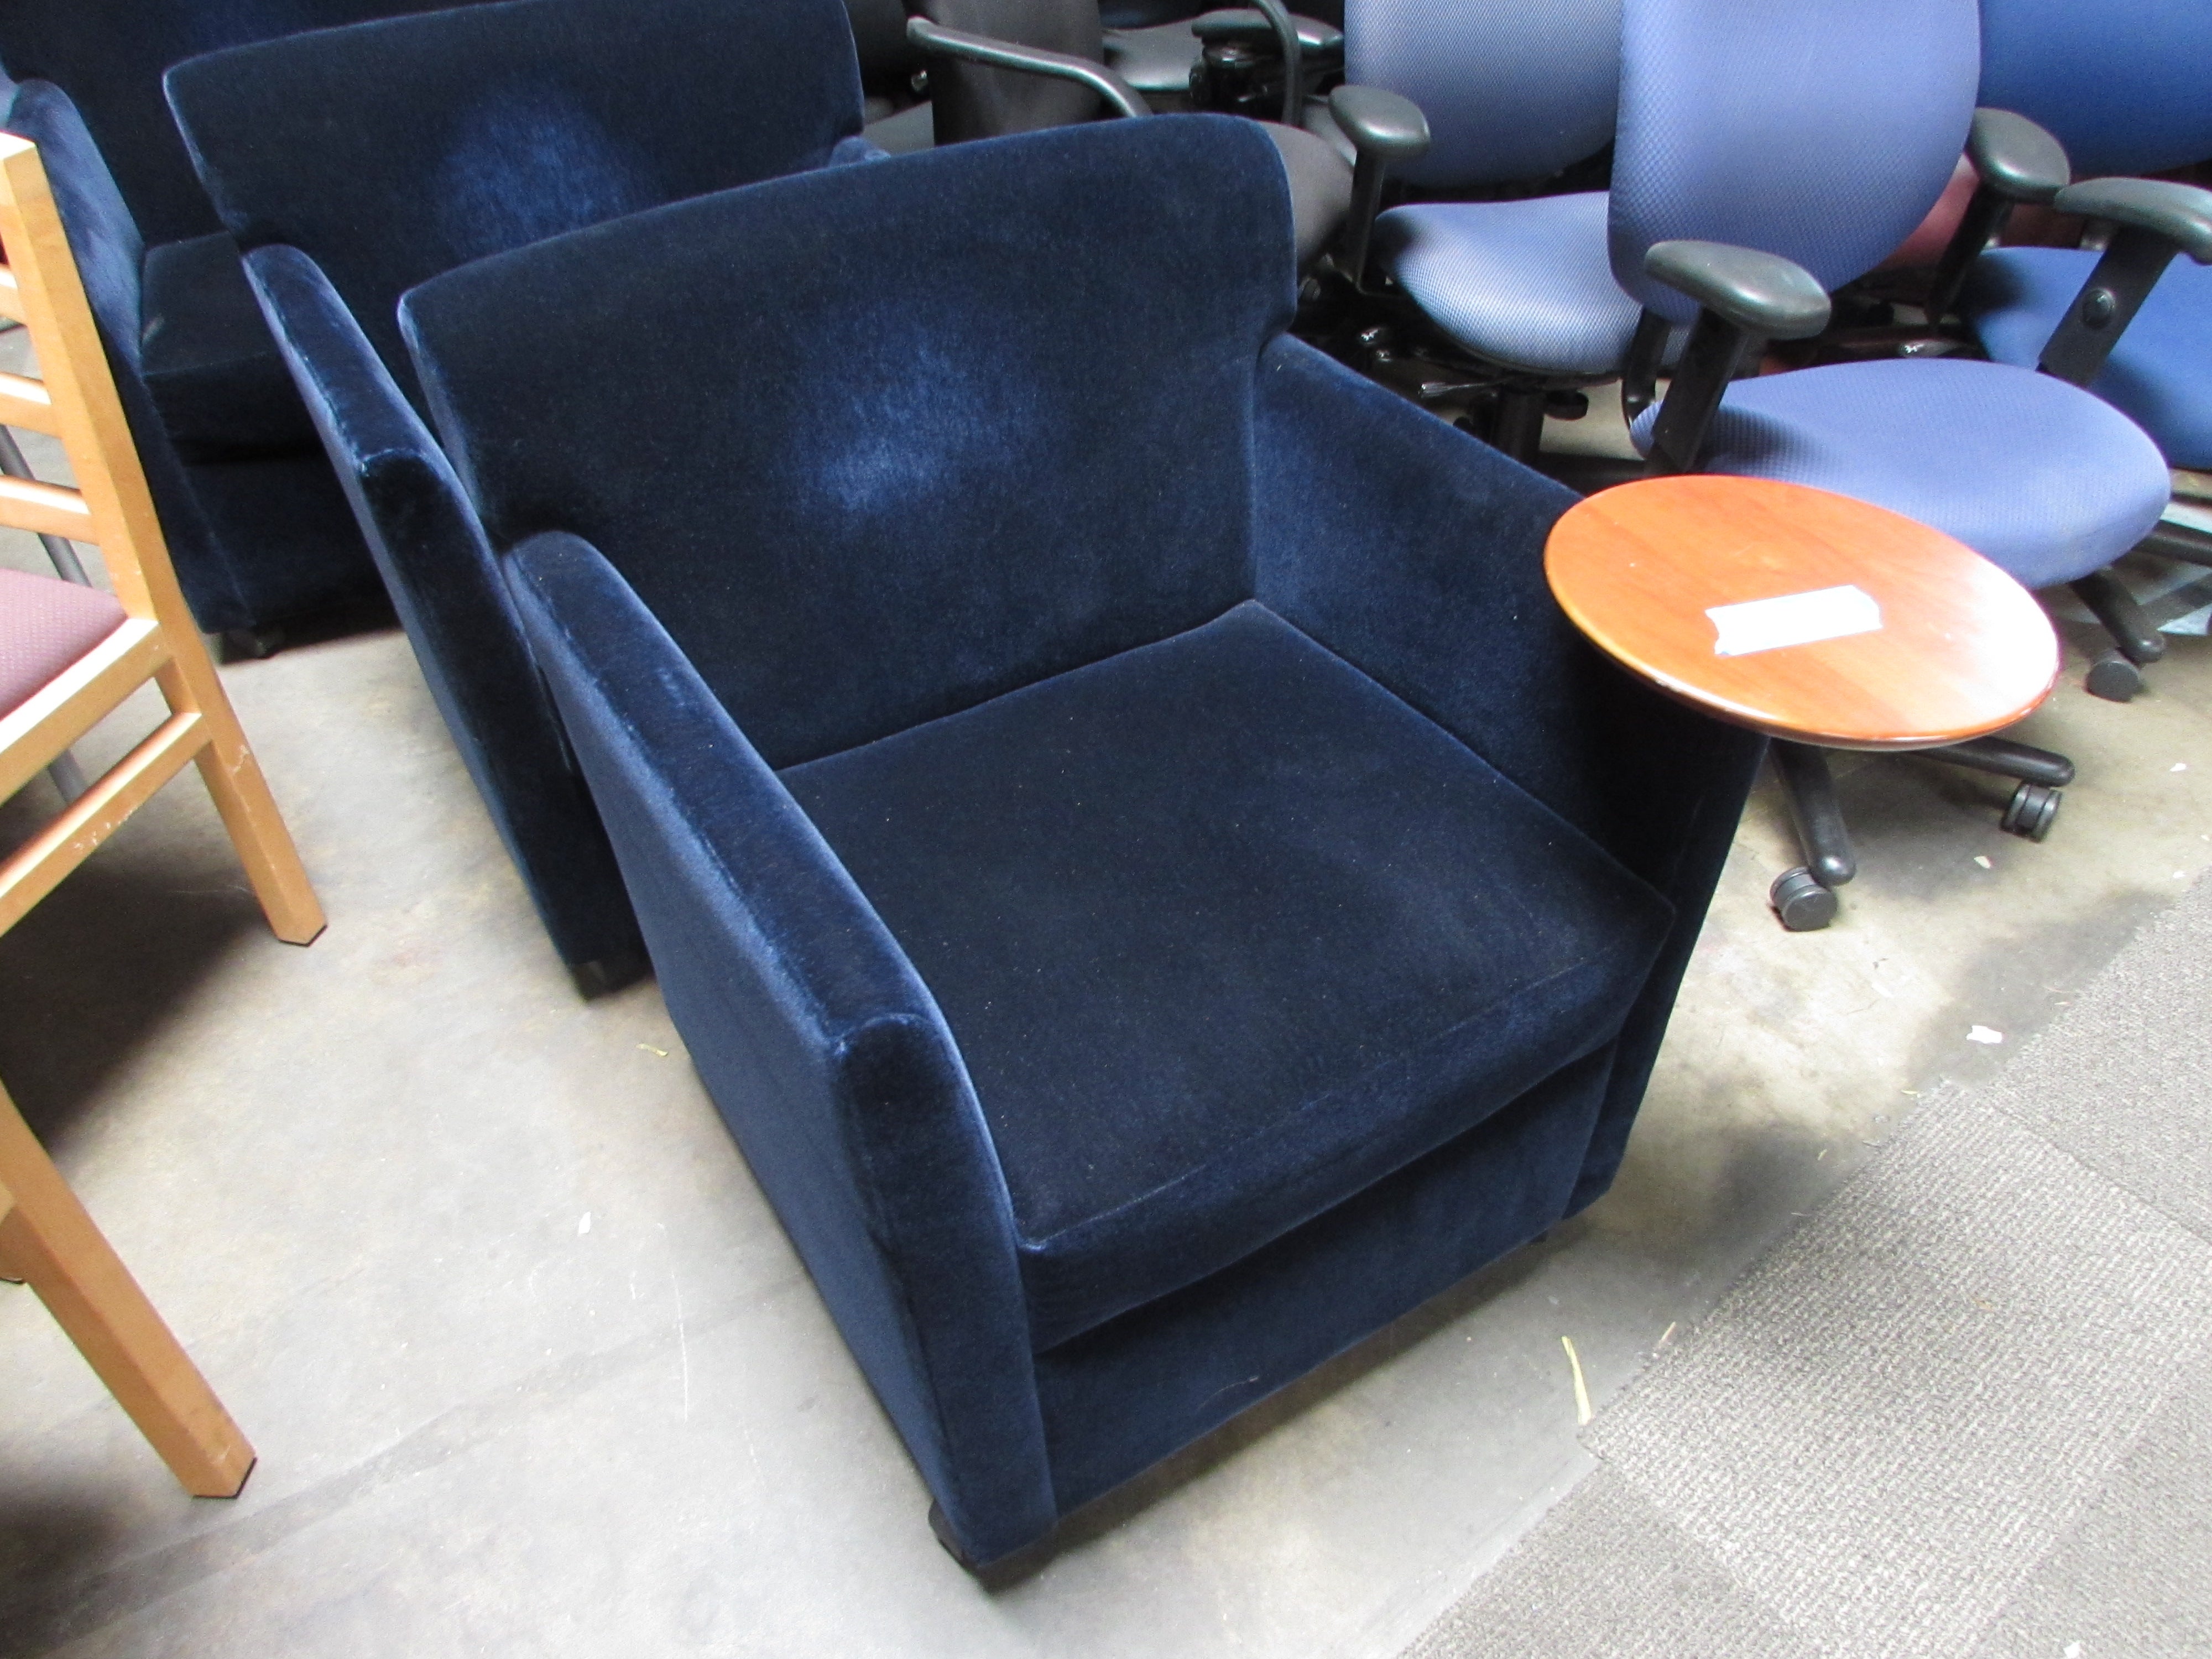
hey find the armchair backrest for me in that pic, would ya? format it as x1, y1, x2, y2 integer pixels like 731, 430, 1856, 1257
403, 117, 1295, 770
164, 0, 868, 414
1345, 0, 1619, 191
1978, 0, 2212, 179
1609, 0, 1979, 321
0, 0, 488, 248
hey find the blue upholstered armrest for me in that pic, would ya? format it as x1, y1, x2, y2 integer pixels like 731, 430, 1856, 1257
505, 532, 1056, 1562
1251, 336, 1764, 1202
242, 244, 640, 974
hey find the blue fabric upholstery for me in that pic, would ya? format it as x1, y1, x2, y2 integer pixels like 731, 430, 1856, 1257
0, 0, 489, 247
1, 77, 376, 632
1965, 248, 2212, 472
1609, 0, 1978, 323
161, 0, 873, 975
167, 0, 868, 418
1375, 192, 1640, 375
1630, 360, 2171, 591
140, 231, 320, 458
1346, 0, 1618, 190
784, 601, 1672, 1350
1978, 0, 2212, 179
1375, 0, 1979, 371
245, 246, 641, 973
408, 117, 1762, 1562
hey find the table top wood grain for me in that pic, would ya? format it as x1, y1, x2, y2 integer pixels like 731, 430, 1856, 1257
1544, 476, 2059, 750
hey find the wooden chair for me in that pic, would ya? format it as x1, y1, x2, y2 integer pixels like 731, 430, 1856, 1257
0, 129, 326, 1497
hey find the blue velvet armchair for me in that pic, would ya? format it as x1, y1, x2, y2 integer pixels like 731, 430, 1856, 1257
0, 1, 517, 637
163, 0, 885, 984
401, 117, 1763, 1566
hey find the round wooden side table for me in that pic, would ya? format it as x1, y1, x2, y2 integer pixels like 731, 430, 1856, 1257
1545, 476, 2062, 929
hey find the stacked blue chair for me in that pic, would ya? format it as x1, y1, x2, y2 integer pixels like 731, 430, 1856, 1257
164, 0, 890, 989
399, 117, 1764, 1564
0, 1, 506, 641
1954, 0, 2212, 700
1584, 0, 2172, 926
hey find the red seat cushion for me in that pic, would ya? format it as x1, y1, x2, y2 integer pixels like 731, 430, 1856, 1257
0, 568, 127, 720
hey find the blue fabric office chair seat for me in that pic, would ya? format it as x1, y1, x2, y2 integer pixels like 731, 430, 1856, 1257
782, 599, 1671, 1351
1374, 192, 1639, 375
139, 231, 322, 457
1629, 359, 2170, 591
1964, 248, 2212, 472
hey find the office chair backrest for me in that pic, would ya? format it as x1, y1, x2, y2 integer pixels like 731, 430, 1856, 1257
165, 0, 867, 415
0, 0, 486, 247
918, 0, 1107, 144
1978, 0, 2212, 179
404, 118, 1296, 770
1609, 0, 1979, 322
1345, 0, 1619, 190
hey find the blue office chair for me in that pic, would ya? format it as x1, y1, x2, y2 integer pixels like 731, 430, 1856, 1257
1589, 0, 2172, 926
0, 1, 515, 640
1950, 0, 2212, 700
163, 0, 886, 988
400, 117, 1763, 1566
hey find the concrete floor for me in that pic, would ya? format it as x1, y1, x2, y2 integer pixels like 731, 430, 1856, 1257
4, 362, 2212, 1655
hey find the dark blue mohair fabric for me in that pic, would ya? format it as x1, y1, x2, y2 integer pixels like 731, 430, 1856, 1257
1, 77, 375, 632
0, 0, 479, 247
403, 118, 1292, 770
509, 532, 1057, 1566
246, 246, 642, 973
161, 0, 869, 970
405, 119, 1759, 1562
166, 0, 867, 416
784, 602, 1671, 1349
1250, 335, 1766, 1208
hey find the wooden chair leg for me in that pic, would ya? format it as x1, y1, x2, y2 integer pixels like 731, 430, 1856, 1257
0, 1081, 254, 1497
154, 661, 325, 946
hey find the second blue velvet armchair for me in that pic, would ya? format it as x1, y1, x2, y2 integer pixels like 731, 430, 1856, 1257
400, 117, 1763, 1567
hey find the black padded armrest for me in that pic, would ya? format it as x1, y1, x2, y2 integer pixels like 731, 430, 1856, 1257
2054, 176, 2212, 264
905, 17, 1150, 119
1968, 108, 2070, 205
1640, 243, 1828, 477
1192, 8, 1344, 55
1328, 84, 1430, 289
1644, 241, 1831, 340
1329, 84, 1430, 165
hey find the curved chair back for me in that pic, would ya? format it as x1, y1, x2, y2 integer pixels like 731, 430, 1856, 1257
1609, 0, 1979, 321
1345, 0, 1618, 191
0, 0, 487, 247
403, 117, 1295, 769
165, 0, 868, 415
1978, 0, 2212, 180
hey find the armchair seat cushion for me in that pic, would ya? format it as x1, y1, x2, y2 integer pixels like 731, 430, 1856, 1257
1629, 358, 2172, 591
0, 568, 126, 718
1373, 191, 1641, 377
781, 601, 1672, 1351
1963, 246, 2212, 471
139, 232, 319, 459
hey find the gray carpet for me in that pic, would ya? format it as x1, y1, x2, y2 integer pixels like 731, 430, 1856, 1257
1407, 876, 2212, 1659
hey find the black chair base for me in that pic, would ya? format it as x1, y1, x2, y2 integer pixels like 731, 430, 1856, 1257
1767, 735, 2069, 930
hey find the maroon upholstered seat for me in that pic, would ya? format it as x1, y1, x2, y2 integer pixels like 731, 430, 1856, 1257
0, 568, 126, 719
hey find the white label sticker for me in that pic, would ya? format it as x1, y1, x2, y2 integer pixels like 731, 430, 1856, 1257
1707, 584, 1883, 657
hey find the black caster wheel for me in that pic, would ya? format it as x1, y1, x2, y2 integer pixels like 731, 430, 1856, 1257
2002, 782, 2060, 841
1770, 867, 1838, 931
2085, 649, 2143, 702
